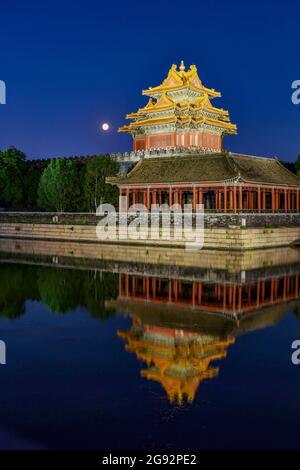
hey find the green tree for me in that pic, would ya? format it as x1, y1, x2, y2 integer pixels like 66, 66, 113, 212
0, 264, 39, 319
37, 267, 83, 313
295, 154, 300, 175
83, 155, 119, 212
37, 159, 80, 211
82, 270, 118, 319
23, 165, 44, 208
0, 147, 26, 208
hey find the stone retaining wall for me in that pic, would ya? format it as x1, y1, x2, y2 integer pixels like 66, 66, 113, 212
1, 222, 300, 250
1, 238, 300, 277
1, 212, 300, 228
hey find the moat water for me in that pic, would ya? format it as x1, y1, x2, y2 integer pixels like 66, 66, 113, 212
0, 243, 300, 450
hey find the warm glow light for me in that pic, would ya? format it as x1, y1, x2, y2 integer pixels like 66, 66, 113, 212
101, 123, 110, 131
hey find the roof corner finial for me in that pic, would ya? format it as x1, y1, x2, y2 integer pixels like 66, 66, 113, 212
179, 60, 185, 73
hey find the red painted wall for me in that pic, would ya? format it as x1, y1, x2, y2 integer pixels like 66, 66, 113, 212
134, 132, 222, 151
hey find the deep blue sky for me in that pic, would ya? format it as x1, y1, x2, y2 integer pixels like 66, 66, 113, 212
0, 0, 299, 161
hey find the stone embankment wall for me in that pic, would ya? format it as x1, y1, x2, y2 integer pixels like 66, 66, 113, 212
1, 212, 300, 227
1, 238, 300, 279
0, 222, 300, 250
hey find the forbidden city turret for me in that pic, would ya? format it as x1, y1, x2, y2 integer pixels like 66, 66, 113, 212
119, 61, 237, 151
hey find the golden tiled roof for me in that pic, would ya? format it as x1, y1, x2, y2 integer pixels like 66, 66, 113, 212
118, 61, 237, 136
142, 61, 220, 98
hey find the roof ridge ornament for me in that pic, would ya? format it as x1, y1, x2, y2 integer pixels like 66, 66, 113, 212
179, 60, 185, 73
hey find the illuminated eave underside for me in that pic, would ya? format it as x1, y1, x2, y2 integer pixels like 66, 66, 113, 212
142, 83, 221, 99
126, 104, 229, 119
119, 117, 237, 133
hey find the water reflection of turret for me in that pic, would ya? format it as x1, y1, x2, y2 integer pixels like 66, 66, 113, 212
115, 270, 300, 404
117, 272, 300, 319
118, 321, 234, 404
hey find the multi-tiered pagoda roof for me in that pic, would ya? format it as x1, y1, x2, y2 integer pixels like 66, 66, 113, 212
119, 61, 237, 152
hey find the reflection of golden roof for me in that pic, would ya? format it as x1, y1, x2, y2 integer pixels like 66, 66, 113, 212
118, 325, 234, 404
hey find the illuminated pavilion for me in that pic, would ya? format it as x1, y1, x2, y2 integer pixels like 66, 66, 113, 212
108, 61, 300, 213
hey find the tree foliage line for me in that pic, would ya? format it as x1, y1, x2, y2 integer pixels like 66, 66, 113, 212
0, 263, 118, 319
0, 147, 120, 211
1, 146, 299, 212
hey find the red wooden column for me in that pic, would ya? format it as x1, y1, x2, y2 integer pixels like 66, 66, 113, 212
126, 188, 130, 210
246, 190, 250, 211
256, 281, 261, 307
192, 282, 196, 306
229, 187, 233, 212
199, 188, 204, 207
125, 274, 129, 297
279, 189, 282, 211
119, 273, 123, 296
224, 186, 227, 212
297, 189, 299, 213
147, 188, 150, 209
132, 277, 136, 297
292, 190, 294, 211
250, 191, 254, 210
223, 285, 227, 310
293, 190, 296, 212
261, 281, 265, 303
146, 277, 150, 300
238, 286, 242, 311
233, 186, 237, 213
169, 187, 173, 207
232, 285, 237, 311
272, 187, 275, 213
152, 278, 157, 300
168, 280, 172, 303
152, 190, 157, 208
198, 283, 202, 305
192, 187, 196, 211
284, 189, 287, 212
219, 190, 222, 211
287, 190, 290, 212
262, 189, 266, 211
257, 187, 261, 212
179, 190, 182, 208
159, 191, 162, 206
270, 278, 274, 302
239, 186, 243, 211
174, 189, 178, 205
174, 280, 178, 302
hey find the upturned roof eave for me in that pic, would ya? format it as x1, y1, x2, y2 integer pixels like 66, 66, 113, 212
107, 176, 300, 188
107, 178, 237, 187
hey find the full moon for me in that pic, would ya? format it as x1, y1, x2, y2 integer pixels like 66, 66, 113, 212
101, 123, 110, 131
